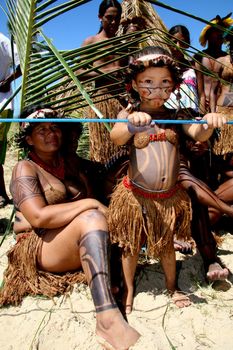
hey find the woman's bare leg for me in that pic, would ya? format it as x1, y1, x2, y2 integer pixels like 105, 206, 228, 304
122, 253, 139, 315
160, 248, 191, 308
179, 166, 233, 218
39, 210, 140, 349
209, 178, 233, 225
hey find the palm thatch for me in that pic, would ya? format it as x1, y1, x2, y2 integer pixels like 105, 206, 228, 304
118, 0, 169, 50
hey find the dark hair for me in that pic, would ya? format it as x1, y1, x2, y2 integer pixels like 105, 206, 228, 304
168, 25, 190, 46
20, 103, 50, 119
16, 104, 63, 152
16, 104, 83, 154
98, 0, 122, 17
98, 0, 122, 33
125, 46, 182, 105
205, 26, 222, 41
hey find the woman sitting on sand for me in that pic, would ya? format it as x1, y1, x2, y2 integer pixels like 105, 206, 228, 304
0, 106, 141, 350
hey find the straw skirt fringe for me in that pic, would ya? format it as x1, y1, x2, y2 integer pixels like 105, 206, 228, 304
212, 106, 233, 155
84, 92, 124, 164
0, 232, 86, 306
108, 180, 192, 258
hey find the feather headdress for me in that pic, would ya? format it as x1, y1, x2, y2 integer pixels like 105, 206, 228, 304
199, 13, 233, 47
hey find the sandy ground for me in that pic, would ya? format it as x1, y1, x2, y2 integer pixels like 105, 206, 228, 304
0, 149, 233, 350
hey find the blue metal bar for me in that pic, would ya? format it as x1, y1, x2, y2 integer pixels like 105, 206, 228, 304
1, 118, 233, 124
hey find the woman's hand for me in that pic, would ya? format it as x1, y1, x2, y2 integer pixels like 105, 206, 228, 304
68, 198, 107, 217
127, 111, 152, 134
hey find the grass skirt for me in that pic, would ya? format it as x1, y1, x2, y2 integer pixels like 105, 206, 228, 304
108, 179, 192, 258
212, 106, 233, 155
84, 91, 125, 164
0, 232, 86, 307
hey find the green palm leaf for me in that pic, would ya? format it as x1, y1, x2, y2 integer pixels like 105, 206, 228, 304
4, 0, 231, 117
6, 0, 93, 111
4, 0, 151, 115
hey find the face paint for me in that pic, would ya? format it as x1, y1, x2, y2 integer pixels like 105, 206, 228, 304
137, 84, 174, 100
133, 66, 175, 102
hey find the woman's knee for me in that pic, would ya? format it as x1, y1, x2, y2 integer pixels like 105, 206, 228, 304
75, 209, 108, 232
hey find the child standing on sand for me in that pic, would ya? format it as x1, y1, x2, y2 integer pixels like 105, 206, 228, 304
108, 46, 226, 314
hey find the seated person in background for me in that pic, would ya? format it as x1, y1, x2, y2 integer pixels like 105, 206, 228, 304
210, 23, 233, 156
179, 136, 231, 281
165, 25, 230, 280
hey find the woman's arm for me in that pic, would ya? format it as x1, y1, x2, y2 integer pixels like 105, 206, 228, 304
11, 161, 106, 230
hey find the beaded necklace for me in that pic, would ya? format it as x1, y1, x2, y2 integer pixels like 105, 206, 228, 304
28, 151, 65, 180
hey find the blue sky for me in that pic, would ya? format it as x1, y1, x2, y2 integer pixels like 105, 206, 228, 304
0, 0, 232, 116
0, 0, 232, 52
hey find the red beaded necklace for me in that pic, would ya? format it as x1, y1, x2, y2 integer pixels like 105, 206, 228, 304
29, 151, 65, 180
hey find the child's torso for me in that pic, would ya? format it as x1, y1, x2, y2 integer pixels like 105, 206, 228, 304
129, 109, 180, 191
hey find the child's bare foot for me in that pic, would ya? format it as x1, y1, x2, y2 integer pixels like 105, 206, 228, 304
207, 262, 229, 282
170, 290, 191, 308
96, 309, 140, 349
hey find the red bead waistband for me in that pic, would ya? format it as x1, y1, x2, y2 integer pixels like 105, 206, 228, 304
123, 176, 180, 199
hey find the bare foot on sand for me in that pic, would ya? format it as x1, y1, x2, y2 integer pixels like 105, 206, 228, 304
207, 262, 229, 282
96, 309, 140, 349
171, 290, 191, 308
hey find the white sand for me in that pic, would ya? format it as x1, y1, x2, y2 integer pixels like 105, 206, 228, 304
1, 150, 233, 350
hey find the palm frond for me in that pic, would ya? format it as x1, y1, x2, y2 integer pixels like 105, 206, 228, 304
4, 0, 153, 115
6, 0, 94, 111
4, 0, 231, 118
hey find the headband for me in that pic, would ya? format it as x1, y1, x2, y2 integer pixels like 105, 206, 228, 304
199, 13, 233, 47
128, 53, 180, 76
129, 53, 177, 68
21, 108, 63, 131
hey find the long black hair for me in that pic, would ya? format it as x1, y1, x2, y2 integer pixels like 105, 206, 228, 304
168, 25, 191, 46
97, 0, 122, 33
